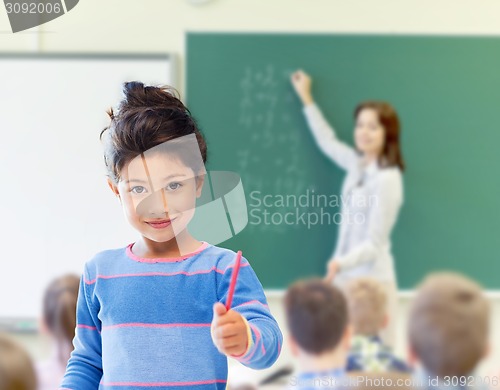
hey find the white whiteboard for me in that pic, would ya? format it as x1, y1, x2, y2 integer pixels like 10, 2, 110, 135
0, 54, 176, 319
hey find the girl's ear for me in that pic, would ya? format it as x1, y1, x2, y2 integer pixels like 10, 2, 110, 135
107, 178, 121, 201
483, 342, 491, 359
38, 316, 48, 335
342, 324, 352, 350
407, 343, 418, 368
195, 174, 205, 198
288, 334, 299, 357
381, 313, 389, 329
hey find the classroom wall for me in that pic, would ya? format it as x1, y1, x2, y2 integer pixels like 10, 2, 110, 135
2, 0, 500, 94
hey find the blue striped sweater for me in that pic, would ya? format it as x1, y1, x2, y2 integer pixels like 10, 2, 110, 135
60, 242, 282, 389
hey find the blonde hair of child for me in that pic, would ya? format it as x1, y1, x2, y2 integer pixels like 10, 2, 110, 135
345, 277, 387, 336
408, 272, 489, 377
0, 333, 37, 390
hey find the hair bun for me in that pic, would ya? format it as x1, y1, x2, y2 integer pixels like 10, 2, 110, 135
122, 81, 149, 108
122, 81, 183, 111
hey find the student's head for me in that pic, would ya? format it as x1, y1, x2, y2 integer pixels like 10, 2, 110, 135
41, 274, 79, 362
0, 333, 37, 390
101, 82, 207, 244
408, 272, 490, 377
284, 278, 350, 358
345, 277, 387, 337
353, 101, 405, 171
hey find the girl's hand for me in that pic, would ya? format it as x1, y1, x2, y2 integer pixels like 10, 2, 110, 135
211, 302, 249, 357
324, 260, 340, 284
290, 69, 313, 106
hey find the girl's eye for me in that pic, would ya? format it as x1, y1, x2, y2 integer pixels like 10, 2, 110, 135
166, 182, 182, 191
131, 186, 147, 194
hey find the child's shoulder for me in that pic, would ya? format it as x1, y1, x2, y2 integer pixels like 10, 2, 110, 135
202, 244, 250, 270
83, 245, 128, 274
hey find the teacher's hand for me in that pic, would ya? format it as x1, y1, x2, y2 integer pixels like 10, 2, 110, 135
324, 260, 340, 284
290, 69, 314, 106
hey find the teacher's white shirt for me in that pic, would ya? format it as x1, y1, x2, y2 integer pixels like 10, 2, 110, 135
303, 103, 403, 285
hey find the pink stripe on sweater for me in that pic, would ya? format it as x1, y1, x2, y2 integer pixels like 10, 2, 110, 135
85, 268, 223, 285
77, 324, 97, 330
126, 242, 210, 263
254, 327, 266, 355
102, 323, 211, 330
234, 300, 269, 309
84, 263, 250, 284
239, 323, 264, 364
100, 379, 227, 387
249, 323, 262, 346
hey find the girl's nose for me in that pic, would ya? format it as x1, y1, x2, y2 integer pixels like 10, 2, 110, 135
136, 188, 169, 218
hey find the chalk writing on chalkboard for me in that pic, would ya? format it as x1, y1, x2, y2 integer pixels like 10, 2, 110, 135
236, 65, 336, 234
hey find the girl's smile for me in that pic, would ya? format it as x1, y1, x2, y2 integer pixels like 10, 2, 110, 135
145, 217, 176, 229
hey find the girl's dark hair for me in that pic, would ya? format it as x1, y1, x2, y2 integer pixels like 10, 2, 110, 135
100, 82, 207, 184
354, 101, 405, 172
42, 274, 80, 364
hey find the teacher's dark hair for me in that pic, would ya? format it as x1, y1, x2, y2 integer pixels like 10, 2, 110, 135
355, 101, 405, 172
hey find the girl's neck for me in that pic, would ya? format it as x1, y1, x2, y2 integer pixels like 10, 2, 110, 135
134, 230, 202, 259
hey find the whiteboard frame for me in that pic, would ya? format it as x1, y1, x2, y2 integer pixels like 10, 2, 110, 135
0, 52, 178, 90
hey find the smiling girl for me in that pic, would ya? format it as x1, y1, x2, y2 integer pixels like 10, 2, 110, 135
60, 82, 282, 390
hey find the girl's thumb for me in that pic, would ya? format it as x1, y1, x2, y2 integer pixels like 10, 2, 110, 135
213, 302, 227, 317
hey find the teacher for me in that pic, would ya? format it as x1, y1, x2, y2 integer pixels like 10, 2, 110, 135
290, 70, 405, 347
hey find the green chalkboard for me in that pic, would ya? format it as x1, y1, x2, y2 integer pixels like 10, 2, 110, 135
186, 33, 500, 290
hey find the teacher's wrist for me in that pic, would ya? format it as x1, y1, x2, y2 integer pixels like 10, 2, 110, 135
301, 93, 314, 106
330, 258, 343, 272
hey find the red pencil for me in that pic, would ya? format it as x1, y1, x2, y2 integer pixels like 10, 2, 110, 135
225, 250, 242, 310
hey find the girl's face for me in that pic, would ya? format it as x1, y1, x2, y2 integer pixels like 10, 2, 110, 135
354, 108, 385, 157
111, 152, 203, 244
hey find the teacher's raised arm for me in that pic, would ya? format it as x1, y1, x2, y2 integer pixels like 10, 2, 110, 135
291, 70, 359, 171
290, 69, 405, 349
